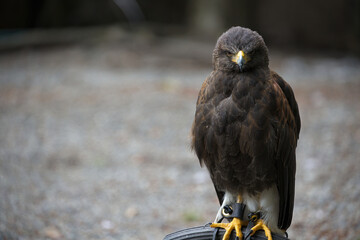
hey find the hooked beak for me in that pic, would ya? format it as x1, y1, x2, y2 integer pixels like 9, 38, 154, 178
231, 50, 248, 69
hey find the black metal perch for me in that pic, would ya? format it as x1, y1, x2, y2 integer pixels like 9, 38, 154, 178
164, 203, 289, 240
163, 224, 289, 240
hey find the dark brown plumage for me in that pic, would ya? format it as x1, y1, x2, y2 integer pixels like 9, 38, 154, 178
191, 26, 300, 233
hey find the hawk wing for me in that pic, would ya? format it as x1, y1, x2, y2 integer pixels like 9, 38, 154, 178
191, 72, 226, 204
271, 71, 301, 230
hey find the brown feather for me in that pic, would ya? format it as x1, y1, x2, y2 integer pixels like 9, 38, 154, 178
191, 26, 300, 230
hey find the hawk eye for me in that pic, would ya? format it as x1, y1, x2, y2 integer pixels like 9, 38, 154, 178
225, 51, 232, 57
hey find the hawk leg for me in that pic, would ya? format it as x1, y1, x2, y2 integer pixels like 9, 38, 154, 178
247, 213, 272, 240
211, 195, 247, 240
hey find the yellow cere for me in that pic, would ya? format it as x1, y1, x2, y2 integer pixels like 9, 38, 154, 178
243, 51, 251, 62
231, 50, 250, 64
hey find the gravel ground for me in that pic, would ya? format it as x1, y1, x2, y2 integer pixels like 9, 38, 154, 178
0, 27, 360, 240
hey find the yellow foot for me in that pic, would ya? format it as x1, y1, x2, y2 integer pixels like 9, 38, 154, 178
211, 217, 247, 240
249, 219, 272, 240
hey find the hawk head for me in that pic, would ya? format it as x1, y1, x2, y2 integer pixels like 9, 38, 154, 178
212, 26, 269, 73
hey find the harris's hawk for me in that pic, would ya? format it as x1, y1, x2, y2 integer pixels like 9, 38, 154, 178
191, 27, 301, 240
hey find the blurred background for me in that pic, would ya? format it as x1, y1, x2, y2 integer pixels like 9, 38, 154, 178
0, 0, 360, 239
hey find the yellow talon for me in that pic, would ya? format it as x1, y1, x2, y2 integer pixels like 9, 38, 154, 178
250, 219, 272, 240
211, 195, 248, 240
211, 217, 246, 240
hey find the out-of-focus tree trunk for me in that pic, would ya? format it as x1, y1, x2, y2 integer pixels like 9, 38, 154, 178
187, 0, 225, 37
187, 0, 254, 37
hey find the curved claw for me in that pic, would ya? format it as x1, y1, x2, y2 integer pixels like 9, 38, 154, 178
211, 217, 247, 240
250, 219, 272, 240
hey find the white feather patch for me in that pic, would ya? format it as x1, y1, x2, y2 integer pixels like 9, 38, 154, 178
213, 186, 284, 235
243, 185, 282, 234
214, 191, 237, 222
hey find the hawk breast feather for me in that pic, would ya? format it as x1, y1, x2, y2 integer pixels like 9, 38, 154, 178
191, 70, 300, 230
